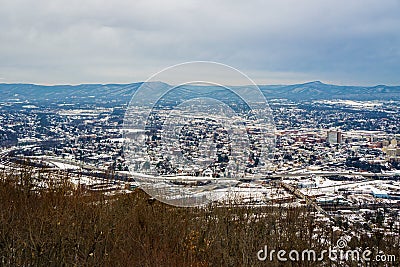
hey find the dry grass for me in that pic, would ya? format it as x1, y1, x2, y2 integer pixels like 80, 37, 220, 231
0, 169, 398, 266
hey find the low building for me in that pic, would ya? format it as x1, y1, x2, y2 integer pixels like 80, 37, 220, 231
371, 189, 390, 199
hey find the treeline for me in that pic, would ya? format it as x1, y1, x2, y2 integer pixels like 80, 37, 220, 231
0, 169, 399, 266
346, 157, 389, 173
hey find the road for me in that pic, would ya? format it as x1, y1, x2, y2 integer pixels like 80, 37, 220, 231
269, 171, 398, 178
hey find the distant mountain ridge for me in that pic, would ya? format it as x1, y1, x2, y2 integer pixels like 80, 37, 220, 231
259, 81, 400, 100
1, 81, 400, 103
0, 83, 142, 105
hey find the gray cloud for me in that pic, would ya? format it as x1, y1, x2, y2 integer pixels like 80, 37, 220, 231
1, 0, 400, 85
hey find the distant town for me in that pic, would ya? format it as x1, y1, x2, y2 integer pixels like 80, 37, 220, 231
1, 83, 400, 237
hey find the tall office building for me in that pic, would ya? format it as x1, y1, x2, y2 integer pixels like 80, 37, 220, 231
327, 130, 342, 144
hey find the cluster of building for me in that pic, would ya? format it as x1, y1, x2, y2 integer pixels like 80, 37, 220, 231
1, 95, 400, 234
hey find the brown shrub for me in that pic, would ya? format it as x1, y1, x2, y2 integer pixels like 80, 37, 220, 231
0, 170, 398, 266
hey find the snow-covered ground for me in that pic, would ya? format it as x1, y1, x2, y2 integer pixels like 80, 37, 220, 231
48, 160, 80, 170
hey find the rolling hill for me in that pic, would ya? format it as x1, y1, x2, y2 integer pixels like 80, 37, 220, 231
1, 81, 400, 104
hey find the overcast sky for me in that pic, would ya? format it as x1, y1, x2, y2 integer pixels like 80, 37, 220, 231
1, 0, 400, 85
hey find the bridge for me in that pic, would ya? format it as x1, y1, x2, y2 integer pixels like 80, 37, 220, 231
278, 180, 329, 215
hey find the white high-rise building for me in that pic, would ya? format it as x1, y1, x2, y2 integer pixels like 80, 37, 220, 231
327, 130, 342, 144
